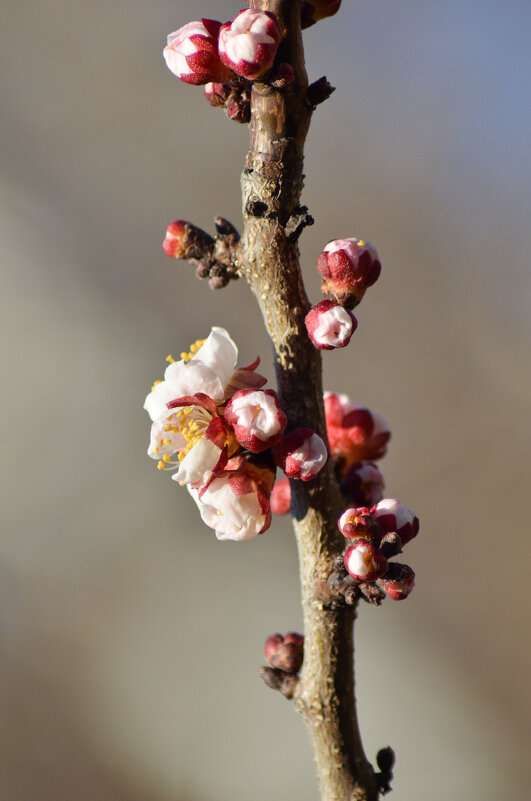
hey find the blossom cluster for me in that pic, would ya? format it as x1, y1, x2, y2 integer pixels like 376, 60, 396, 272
144, 328, 328, 541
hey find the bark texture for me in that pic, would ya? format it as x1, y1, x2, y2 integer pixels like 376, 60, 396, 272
238, 2, 378, 799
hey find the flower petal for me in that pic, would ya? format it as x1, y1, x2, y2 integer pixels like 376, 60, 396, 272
190, 327, 238, 391
172, 437, 222, 485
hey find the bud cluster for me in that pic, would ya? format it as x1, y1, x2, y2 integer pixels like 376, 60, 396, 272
162, 217, 240, 289
337, 498, 419, 602
304, 236, 381, 351
164, 9, 283, 122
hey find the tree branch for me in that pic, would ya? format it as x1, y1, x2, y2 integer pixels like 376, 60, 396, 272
238, 2, 378, 798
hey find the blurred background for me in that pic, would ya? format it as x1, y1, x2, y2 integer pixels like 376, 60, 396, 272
1, 1, 530, 799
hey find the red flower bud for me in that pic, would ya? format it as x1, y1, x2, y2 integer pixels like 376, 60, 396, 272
162, 220, 214, 260
317, 238, 381, 308
371, 499, 419, 546
224, 389, 287, 453
305, 300, 357, 350
377, 563, 415, 600
264, 631, 304, 674
338, 507, 381, 542
324, 393, 391, 469
344, 540, 388, 582
270, 477, 291, 515
340, 461, 385, 506
272, 427, 328, 481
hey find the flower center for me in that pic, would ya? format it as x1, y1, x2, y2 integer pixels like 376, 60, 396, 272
156, 405, 210, 471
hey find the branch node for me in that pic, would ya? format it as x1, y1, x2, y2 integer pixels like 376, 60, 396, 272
375, 746, 395, 795
245, 199, 269, 218
307, 76, 336, 108
285, 205, 314, 240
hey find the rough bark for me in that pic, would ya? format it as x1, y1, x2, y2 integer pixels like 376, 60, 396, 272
238, 2, 378, 799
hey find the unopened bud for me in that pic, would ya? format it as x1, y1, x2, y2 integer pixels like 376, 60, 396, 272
218, 9, 281, 80
163, 20, 234, 86
317, 238, 381, 308
340, 461, 385, 506
273, 427, 328, 481
301, 0, 342, 29
338, 507, 381, 542
305, 300, 357, 349
270, 477, 291, 515
324, 393, 391, 468
371, 499, 419, 545
344, 540, 388, 582
377, 563, 415, 600
264, 632, 304, 674
162, 220, 214, 260
224, 389, 287, 453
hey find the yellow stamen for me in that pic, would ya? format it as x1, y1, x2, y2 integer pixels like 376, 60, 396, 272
180, 338, 206, 362
166, 354, 175, 363
162, 454, 170, 463
358, 239, 365, 247
157, 460, 165, 470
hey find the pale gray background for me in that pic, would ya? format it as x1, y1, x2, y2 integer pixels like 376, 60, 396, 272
1, 1, 530, 799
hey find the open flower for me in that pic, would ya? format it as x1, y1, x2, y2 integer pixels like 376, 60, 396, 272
144, 327, 266, 484
189, 456, 275, 541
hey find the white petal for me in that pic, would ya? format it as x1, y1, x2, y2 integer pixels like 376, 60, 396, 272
191, 327, 238, 391
172, 437, 221, 485
163, 360, 224, 401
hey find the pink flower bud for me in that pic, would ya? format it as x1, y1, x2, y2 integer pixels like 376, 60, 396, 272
340, 461, 385, 506
270, 477, 291, 515
273, 427, 328, 481
338, 507, 381, 542
163, 19, 234, 86
377, 563, 415, 600
224, 389, 287, 453
371, 499, 419, 546
305, 300, 358, 350
324, 393, 391, 469
264, 632, 304, 674
344, 540, 388, 582
317, 238, 381, 308
301, 0, 342, 28
218, 9, 281, 80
